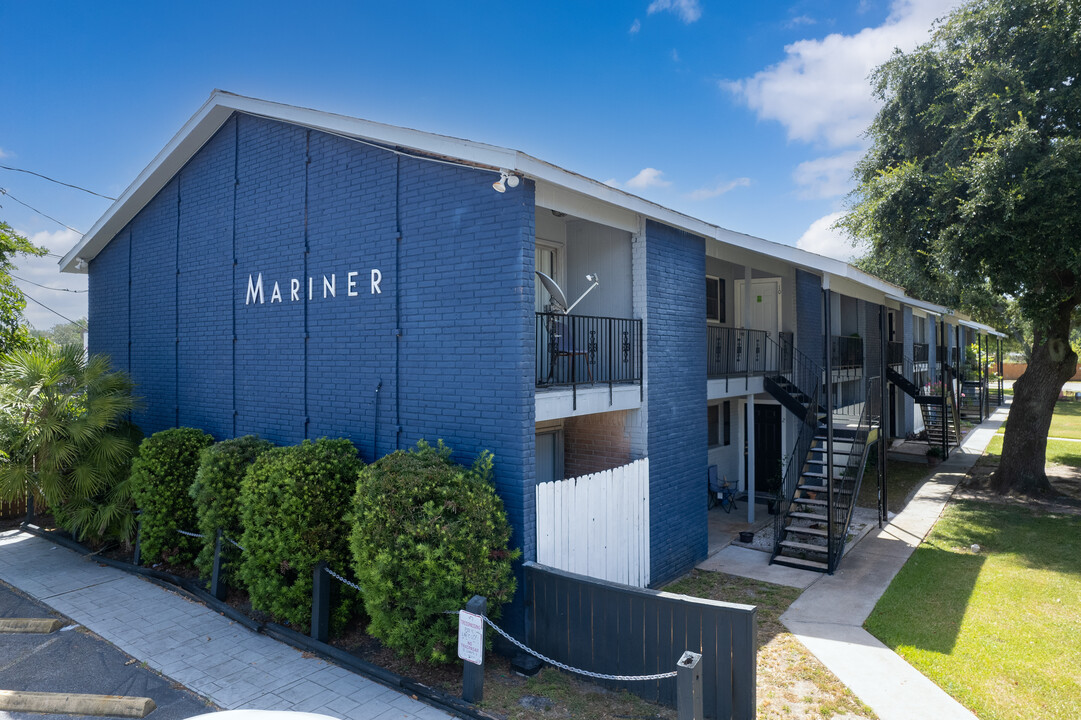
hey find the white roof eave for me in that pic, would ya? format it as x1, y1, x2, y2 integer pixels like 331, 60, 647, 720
57, 90, 941, 310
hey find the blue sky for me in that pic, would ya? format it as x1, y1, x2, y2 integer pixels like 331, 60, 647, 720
1, 0, 961, 329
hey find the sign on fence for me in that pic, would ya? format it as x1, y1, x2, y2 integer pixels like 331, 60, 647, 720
457, 610, 484, 665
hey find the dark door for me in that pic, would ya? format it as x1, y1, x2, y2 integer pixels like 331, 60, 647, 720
754, 405, 783, 495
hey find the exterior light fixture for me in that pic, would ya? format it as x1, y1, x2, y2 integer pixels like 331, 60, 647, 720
75, 257, 87, 270
493, 170, 520, 193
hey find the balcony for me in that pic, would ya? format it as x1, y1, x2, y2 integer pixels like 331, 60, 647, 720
913, 342, 929, 363
887, 340, 904, 367
706, 326, 793, 379
831, 335, 864, 371
535, 312, 642, 390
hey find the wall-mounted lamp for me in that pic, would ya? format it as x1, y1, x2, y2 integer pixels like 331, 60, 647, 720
75, 257, 87, 270
492, 170, 520, 193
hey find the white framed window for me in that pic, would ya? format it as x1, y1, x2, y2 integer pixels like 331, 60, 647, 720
706, 276, 724, 324
535, 241, 564, 313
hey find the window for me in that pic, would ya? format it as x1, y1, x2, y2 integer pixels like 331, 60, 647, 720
723, 401, 731, 446
706, 276, 724, 323
707, 404, 720, 448
708, 402, 732, 448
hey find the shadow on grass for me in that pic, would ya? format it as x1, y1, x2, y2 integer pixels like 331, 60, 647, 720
865, 543, 985, 654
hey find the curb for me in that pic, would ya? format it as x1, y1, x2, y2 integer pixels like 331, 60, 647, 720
0, 690, 155, 718
0, 618, 63, 633
17, 524, 495, 720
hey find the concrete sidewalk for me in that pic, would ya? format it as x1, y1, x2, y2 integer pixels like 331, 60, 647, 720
779, 405, 1009, 720
0, 530, 451, 720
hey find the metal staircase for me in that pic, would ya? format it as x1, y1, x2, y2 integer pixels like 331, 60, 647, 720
887, 355, 960, 459
763, 335, 881, 574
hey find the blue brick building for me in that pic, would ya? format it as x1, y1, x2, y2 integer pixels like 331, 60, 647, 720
64, 92, 1003, 597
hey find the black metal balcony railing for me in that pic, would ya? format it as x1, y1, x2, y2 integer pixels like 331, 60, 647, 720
913, 342, 929, 364
831, 335, 864, 370
887, 340, 904, 367
535, 312, 642, 389
706, 327, 796, 379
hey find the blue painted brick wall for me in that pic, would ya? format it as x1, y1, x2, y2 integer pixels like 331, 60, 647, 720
795, 269, 823, 370
645, 219, 706, 586
86, 112, 535, 588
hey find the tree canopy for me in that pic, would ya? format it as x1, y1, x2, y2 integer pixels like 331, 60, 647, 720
843, 0, 1081, 494
0, 221, 47, 354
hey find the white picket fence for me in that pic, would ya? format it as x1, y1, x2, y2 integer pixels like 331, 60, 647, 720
535, 458, 650, 588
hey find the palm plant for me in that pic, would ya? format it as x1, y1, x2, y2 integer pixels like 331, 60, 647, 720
0, 344, 139, 541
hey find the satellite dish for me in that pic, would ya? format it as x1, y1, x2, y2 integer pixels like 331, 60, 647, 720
535, 271, 568, 312
535, 271, 600, 315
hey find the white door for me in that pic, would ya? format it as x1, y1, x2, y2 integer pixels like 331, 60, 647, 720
734, 278, 780, 336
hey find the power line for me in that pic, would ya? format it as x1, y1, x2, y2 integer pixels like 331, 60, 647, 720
0, 188, 85, 235
0, 164, 116, 200
21, 291, 87, 329
11, 274, 87, 293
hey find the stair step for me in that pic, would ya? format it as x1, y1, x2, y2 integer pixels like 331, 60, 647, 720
789, 511, 828, 522
780, 539, 827, 554
797, 484, 828, 493
784, 525, 828, 538
771, 555, 829, 572
793, 497, 828, 507
801, 470, 828, 480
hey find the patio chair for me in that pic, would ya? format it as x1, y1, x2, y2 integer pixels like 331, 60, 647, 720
545, 316, 593, 384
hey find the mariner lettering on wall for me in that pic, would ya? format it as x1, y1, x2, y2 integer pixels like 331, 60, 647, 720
243, 270, 382, 305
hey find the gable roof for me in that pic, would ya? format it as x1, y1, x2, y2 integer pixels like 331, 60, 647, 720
61, 90, 907, 302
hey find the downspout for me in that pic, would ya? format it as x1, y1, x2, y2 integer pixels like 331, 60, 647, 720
394, 155, 402, 450
303, 131, 311, 440
879, 304, 889, 526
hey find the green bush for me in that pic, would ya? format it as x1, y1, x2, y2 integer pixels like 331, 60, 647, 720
238, 438, 362, 631
350, 440, 519, 664
129, 427, 213, 565
189, 435, 272, 580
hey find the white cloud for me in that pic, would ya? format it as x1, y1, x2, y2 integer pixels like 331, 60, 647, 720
786, 15, 817, 28
0, 147, 9, 159
625, 167, 672, 190
13, 227, 87, 330
647, 0, 702, 24
792, 149, 865, 199
796, 211, 866, 261
671, 48, 681, 63
629, 18, 641, 34
689, 177, 752, 200
727, 0, 962, 148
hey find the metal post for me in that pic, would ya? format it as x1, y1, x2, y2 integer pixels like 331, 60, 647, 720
25, 494, 35, 525
879, 306, 889, 525
210, 528, 227, 600
462, 595, 487, 703
823, 287, 834, 561
677, 651, 703, 720
311, 561, 330, 642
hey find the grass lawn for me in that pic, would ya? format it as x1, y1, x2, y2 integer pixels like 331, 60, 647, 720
667, 571, 875, 719
857, 458, 935, 514
865, 500, 1081, 720
983, 434, 1081, 468
998, 394, 1081, 439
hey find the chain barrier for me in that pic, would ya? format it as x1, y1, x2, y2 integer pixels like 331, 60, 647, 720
477, 614, 677, 682
325, 566, 363, 593
224, 535, 246, 552
175, 529, 205, 539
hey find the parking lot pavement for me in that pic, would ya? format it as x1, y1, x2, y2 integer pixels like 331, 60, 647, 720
0, 580, 213, 720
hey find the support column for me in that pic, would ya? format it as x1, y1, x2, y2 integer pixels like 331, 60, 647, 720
821, 276, 834, 552
746, 394, 755, 524
879, 305, 889, 525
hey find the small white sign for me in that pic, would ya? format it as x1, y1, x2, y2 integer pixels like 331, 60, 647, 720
457, 610, 485, 665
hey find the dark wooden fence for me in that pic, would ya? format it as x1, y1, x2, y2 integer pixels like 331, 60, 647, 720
0, 495, 27, 520
523, 562, 756, 720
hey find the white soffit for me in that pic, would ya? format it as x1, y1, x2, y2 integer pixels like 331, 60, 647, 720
885, 293, 948, 316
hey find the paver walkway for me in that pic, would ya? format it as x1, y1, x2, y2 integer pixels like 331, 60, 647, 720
0, 530, 451, 720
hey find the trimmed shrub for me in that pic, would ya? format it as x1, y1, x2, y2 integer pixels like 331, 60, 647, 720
238, 438, 362, 631
129, 427, 214, 565
350, 440, 519, 664
189, 435, 272, 580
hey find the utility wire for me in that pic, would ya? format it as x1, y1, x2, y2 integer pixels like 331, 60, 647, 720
0, 189, 85, 235
11, 274, 87, 293
21, 291, 87, 329
0, 164, 116, 200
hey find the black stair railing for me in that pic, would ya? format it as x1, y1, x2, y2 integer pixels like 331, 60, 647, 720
826, 376, 881, 572
769, 334, 822, 561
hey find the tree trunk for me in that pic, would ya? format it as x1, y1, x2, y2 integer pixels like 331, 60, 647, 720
994, 310, 1078, 496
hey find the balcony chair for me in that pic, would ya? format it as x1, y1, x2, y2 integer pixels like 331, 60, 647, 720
545, 315, 593, 384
